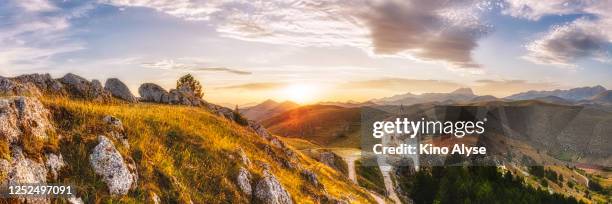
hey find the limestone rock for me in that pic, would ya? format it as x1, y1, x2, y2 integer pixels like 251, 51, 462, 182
89, 135, 135, 196
254, 170, 292, 204
138, 83, 169, 103
12, 73, 64, 93
60, 73, 111, 101
236, 167, 252, 197
0, 76, 42, 96
45, 153, 66, 180
105, 78, 137, 102
248, 121, 273, 140
6, 147, 49, 204
0, 97, 52, 143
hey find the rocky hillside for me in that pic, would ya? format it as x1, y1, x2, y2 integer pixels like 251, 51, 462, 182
0, 73, 374, 203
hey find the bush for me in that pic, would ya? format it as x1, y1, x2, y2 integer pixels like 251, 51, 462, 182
177, 74, 204, 98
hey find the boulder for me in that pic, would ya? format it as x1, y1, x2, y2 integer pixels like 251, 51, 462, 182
236, 167, 252, 197
89, 135, 136, 196
60, 73, 111, 101
105, 78, 137, 102
5, 147, 49, 203
45, 153, 66, 180
138, 83, 169, 103
0, 97, 53, 143
0, 76, 42, 96
254, 170, 292, 204
12, 73, 63, 93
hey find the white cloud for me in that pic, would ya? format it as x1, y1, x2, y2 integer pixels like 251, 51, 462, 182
502, 0, 612, 67
0, 1, 86, 73
102, 0, 494, 69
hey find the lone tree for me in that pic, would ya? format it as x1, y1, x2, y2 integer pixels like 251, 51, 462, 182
177, 74, 204, 98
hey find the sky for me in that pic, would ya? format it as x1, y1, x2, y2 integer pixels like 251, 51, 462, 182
0, 0, 611, 105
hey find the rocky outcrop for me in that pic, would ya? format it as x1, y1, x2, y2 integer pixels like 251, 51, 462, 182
0, 76, 41, 96
12, 73, 64, 94
105, 78, 137, 102
138, 83, 169, 103
254, 170, 292, 204
89, 135, 136, 196
60, 73, 111, 102
0, 97, 53, 143
236, 167, 253, 197
138, 83, 203, 106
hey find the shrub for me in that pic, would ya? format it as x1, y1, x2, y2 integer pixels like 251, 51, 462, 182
177, 74, 203, 98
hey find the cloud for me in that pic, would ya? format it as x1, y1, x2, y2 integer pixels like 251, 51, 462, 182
0, 0, 88, 73
341, 78, 463, 93
102, 0, 493, 69
524, 19, 610, 66
502, 0, 612, 67
140, 59, 251, 75
473, 79, 558, 97
216, 82, 288, 90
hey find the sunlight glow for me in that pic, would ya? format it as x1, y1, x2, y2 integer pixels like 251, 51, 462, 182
282, 83, 317, 104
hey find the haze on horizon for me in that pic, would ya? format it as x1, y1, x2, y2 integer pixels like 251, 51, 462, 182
1, 0, 611, 105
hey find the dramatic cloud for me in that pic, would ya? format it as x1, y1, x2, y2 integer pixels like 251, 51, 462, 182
525, 19, 610, 66
341, 78, 463, 93
216, 82, 288, 90
473, 79, 558, 97
102, 0, 494, 69
503, 0, 612, 67
140, 59, 251, 75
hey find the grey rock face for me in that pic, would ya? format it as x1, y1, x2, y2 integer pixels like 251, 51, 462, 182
0, 97, 52, 143
89, 135, 136, 196
12, 73, 63, 93
45, 153, 66, 180
236, 167, 252, 197
255, 170, 292, 204
248, 121, 273, 140
138, 82, 204, 106
105, 78, 137, 102
138, 83, 169, 103
0, 77, 42, 96
60, 73, 111, 101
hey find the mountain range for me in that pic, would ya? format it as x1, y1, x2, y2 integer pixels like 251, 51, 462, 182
239, 99, 300, 121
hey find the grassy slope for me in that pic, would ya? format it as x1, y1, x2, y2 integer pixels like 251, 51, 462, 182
262, 105, 362, 148
41, 97, 374, 203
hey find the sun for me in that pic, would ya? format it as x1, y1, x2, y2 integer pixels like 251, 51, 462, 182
282, 83, 317, 104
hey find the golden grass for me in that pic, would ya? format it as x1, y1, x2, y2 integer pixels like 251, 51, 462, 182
40, 97, 374, 203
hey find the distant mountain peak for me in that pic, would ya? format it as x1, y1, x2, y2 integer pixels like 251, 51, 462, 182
451, 87, 474, 95
260, 99, 279, 106
506, 85, 607, 101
